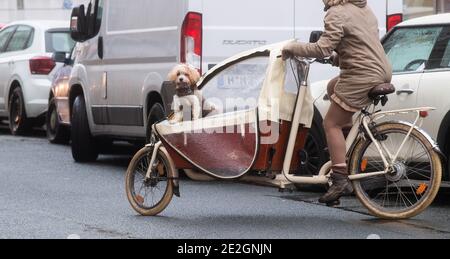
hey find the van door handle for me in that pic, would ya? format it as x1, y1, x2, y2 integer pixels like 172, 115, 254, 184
396, 89, 415, 95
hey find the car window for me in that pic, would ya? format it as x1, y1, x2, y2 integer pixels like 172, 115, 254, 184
433, 27, 450, 69
46, 31, 76, 53
25, 29, 34, 49
0, 26, 17, 52
383, 27, 443, 73
201, 56, 269, 116
5, 25, 33, 52
441, 40, 450, 68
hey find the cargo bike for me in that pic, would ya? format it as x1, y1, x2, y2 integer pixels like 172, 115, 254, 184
125, 38, 442, 219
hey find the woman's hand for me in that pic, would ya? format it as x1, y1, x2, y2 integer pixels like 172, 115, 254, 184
330, 52, 340, 67
282, 43, 298, 61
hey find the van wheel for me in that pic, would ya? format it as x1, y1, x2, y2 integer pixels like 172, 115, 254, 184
71, 95, 99, 162
46, 98, 70, 144
146, 103, 165, 143
9, 87, 32, 135
443, 135, 450, 181
446, 152, 450, 181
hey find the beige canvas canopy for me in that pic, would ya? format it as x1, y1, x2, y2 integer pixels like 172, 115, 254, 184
258, 40, 314, 128
197, 40, 314, 127
157, 40, 314, 136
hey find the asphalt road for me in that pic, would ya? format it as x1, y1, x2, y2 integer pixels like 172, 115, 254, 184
1, 123, 450, 239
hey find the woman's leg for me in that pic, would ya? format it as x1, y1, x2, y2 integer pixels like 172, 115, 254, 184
323, 101, 354, 169
324, 77, 354, 169
319, 79, 356, 205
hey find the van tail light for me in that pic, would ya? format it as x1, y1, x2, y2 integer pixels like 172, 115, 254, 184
387, 13, 403, 32
181, 12, 203, 74
29, 56, 56, 75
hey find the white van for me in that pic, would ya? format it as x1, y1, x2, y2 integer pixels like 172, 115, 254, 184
68, 0, 403, 162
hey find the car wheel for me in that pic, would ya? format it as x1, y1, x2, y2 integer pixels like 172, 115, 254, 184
146, 103, 165, 143
297, 121, 328, 176
295, 121, 329, 191
8, 87, 32, 136
46, 98, 70, 144
71, 95, 99, 162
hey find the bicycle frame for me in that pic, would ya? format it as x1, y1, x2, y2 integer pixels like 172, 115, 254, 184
274, 57, 437, 189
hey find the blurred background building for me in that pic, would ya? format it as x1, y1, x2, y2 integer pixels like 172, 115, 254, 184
0, 0, 449, 24
0, 0, 88, 23
405, 0, 450, 19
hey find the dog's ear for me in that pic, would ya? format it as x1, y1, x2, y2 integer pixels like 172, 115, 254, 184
167, 66, 179, 82
187, 66, 201, 85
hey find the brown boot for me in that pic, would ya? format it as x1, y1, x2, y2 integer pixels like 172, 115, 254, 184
319, 165, 353, 206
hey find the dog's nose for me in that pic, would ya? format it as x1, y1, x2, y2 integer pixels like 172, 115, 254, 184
179, 78, 184, 82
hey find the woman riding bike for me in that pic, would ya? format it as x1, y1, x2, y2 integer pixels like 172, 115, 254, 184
282, 0, 393, 206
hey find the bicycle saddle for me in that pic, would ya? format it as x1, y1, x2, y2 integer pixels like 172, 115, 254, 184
369, 83, 396, 106
368, 83, 396, 99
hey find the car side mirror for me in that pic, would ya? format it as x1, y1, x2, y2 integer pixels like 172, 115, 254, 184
309, 31, 324, 43
53, 52, 69, 65
70, 5, 87, 42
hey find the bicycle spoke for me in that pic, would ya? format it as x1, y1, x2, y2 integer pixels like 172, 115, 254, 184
131, 153, 170, 209
354, 126, 438, 215
407, 167, 431, 179
403, 174, 420, 203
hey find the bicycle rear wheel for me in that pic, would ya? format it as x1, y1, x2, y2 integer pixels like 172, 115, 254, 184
350, 122, 442, 219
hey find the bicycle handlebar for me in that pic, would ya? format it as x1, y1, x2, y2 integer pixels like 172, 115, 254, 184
292, 56, 332, 65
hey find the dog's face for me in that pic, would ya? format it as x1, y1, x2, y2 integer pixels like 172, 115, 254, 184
168, 64, 201, 89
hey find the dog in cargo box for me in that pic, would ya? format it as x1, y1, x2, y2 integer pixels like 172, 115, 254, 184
168, 64, 202, 123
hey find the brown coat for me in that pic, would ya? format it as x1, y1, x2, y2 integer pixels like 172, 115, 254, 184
284, 0, 392, 111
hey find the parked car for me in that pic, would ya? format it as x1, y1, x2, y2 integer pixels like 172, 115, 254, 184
46, 48, 76, 144
312, 13, 450, 180
66, 0, 402, 163
0, 20, 76, 135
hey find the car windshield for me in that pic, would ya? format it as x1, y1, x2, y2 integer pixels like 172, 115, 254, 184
46, 30, 76, 53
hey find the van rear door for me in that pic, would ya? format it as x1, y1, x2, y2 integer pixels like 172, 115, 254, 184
368, 0, 388, 35
201, 0, 295, 72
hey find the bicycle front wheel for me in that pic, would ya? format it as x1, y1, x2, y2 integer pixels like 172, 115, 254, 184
125, 146, 175, 216
350, 122, 442, 219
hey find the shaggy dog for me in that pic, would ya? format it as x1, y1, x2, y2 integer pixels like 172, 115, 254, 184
167, 64, 202, 123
